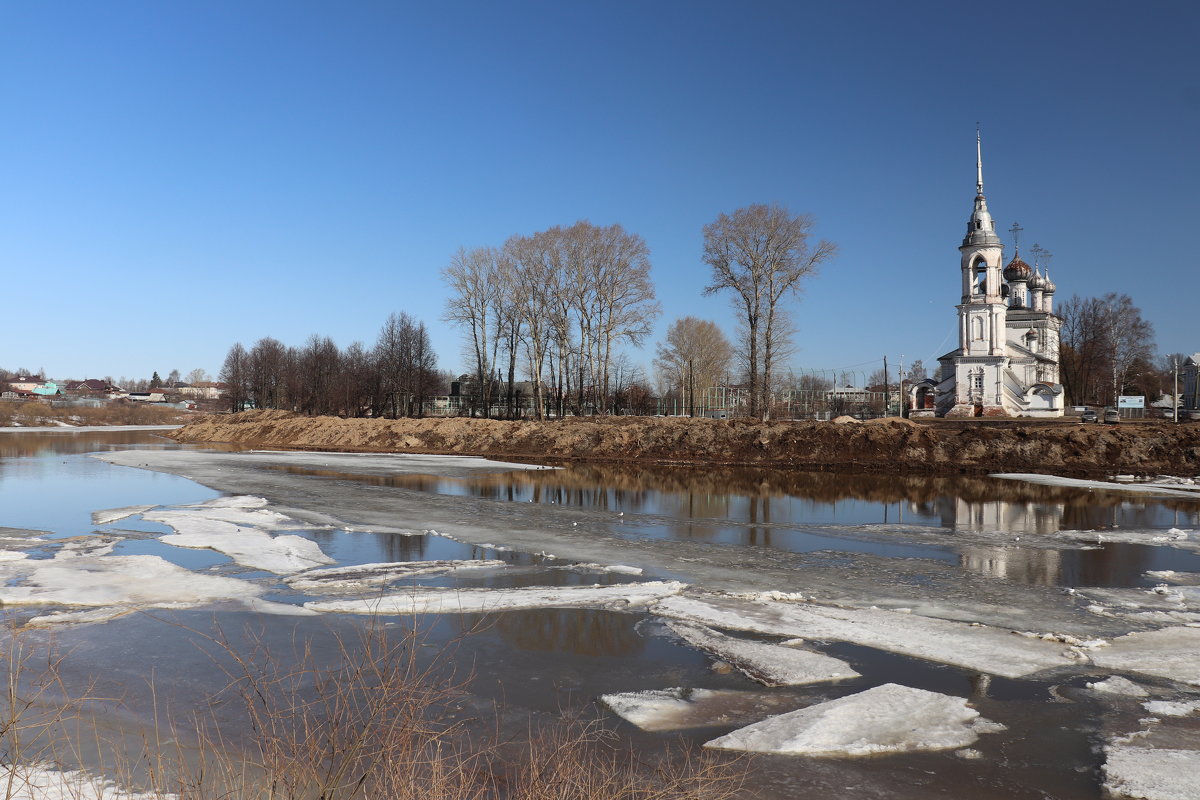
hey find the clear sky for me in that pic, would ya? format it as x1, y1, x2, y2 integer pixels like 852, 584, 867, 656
3, 1, 1197, 385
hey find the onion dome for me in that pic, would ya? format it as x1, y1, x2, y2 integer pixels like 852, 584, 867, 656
1042, 270, 1057, 293
1028, 269, 1047, 290
1003, 255, 1032, 282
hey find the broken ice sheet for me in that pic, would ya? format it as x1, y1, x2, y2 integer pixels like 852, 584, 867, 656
665, 619, 859, 687
285, 559, 506, 594
600, 687, 805, 732
304, 581, 688, 615
652, 594, 1075, 678
1103, 747, 1200, 800
704, 683, 1004, 756
92, 504, 158, 525
0, 552, 267, 615
1091, 627, 1200, 686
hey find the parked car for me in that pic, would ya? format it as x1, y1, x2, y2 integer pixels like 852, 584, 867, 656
1103, 408, 1120, 424
1080, 408, 1098, 423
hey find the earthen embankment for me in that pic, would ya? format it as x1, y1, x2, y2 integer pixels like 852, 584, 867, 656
167, 410, 1200, 477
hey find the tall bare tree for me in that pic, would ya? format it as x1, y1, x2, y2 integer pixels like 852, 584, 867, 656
442, 247, 502, 417
1101, 292, 1155, 406
653, 317, 733, 413
702, 204, 836, 419
1059, 293, 1156, 406
219, 343, 250, 412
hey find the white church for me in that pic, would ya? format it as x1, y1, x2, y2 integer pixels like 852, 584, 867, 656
910, 135, 1065, 418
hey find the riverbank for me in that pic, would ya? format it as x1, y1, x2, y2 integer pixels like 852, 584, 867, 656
168, 409, 1200, 477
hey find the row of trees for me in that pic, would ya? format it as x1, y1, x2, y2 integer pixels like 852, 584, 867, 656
1058, 292, 1160, 406
442, 207, 836, 420
219, 313, 440, 417
443, 220, 660, 419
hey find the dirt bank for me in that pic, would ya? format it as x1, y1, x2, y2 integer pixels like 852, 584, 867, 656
167, 410, 1200, 477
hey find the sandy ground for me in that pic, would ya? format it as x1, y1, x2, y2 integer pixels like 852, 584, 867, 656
168, 410, 1200, 477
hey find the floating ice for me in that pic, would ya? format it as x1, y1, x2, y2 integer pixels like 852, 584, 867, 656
1087, 676, 1150, 697
1091, 627, 1200, 686
1146, 570, 1200, 586
600, 687, 796, 732
665, 620, 859, 686
1103, 746, 1200, 800
1143, 700, 1200, 717
0, 553, 267, 614
993, 473, 1200, 499
305, 581, 688, 615
286, 559, 505, 593
652, 594, 1075, 678
91, 505, 158, 525
704, 683, 1004, 756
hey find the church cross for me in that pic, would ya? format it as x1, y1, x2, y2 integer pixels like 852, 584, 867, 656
1008, 222, 1023, 253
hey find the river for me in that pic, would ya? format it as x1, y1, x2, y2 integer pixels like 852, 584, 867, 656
3, 428, 1200, 799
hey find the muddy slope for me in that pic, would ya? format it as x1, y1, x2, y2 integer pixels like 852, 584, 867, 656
167, 410, 1200, 477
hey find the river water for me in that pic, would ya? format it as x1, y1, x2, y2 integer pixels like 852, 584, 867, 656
3, 429, 1200, 799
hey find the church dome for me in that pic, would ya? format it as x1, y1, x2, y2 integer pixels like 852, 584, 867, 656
1043, 271, 1057, 293
1003, 255, 1032, 282
1028, 270, 1046, 290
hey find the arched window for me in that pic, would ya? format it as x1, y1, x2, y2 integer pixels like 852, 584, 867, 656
972, 317, 984, 340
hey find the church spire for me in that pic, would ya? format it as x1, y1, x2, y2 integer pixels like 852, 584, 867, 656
976, 126, 984, 196
964, 128, 1001, 247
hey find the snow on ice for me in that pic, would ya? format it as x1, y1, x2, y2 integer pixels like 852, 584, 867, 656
1091, 627, 1200, 686
652, 594, 1075, 678
285, 559, 506, 593
665, 619, 859, 686
600, 687, 800, 732
704, 683, 1004, 756
304, 581, 688, 615
1103, 747, 1200, 800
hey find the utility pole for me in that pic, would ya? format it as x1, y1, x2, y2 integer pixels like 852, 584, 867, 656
899, 354, 905, 419
1174, 357, 1180, 423
883, 355, 889, 418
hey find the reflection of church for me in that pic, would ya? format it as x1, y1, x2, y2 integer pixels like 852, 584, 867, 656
910, 134, 1065, 418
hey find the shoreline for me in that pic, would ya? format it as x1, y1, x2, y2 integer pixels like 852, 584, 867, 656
167, 409, 1200, 478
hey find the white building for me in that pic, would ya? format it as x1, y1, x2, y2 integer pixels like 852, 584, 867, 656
910, 134, 1065, 418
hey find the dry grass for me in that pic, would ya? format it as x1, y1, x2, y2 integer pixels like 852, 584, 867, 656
0, 403, 192, 428
0, 618, 747, 800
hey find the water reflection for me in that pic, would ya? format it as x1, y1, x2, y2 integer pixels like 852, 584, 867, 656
461, 608, 647, 657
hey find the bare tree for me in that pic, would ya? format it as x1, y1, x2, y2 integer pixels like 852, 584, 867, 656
702, 204, 836, 419
247, 337, 290, 410
219, 343, 250, 412
653, 317, 733, 415
442, 247, 502, 418
1100, 292, 1156, 405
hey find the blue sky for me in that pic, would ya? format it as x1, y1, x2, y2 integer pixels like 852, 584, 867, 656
3, 1, 1197, 385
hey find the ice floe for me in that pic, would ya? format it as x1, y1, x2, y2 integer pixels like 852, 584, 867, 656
285, 559, 506, 593
0, 553, 267, 614
600, 687, 801, 732
665, 620, 859, 686
143, 497, 333, 574
91, 505, 157, 525
1103, 746, 1200, 800
1087, 676, 1150, 697
1146, 570, 1200, 585
304, 581, 687, 615
1143, 700, 1200, 718
704, 683, 1004, 756
993, 473, 1200, 499
1091, 627, 1200, 686
652, 594, 1076, 678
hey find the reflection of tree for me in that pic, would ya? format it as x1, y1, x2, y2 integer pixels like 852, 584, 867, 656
459, 609, 645, 658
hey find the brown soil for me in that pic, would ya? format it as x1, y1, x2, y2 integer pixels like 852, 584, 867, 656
166, 410, 1200, 478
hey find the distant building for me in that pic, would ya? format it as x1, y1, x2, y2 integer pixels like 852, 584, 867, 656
910, 134, 1064, 418
1183, 354, 1200, 411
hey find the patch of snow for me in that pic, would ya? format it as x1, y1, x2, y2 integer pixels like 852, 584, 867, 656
1087, 676, 1150, 697
0, 763, 174, 799
704, 683, 1004, 756
601, 687, 765, 732
91, 505, 157, 525
652, 594, 1075, 679
1103, 746, 1200, 800
1143, 700, 1200, 717
0, 551, 30, 563
305, 581, 688, 615
1147, 570, 1200, 586
665, 620, 859, 687
556, 563, 644, 576
1092, 627, 1200, 686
